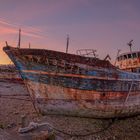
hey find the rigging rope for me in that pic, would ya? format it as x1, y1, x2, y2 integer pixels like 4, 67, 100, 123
51, 118, 116, 137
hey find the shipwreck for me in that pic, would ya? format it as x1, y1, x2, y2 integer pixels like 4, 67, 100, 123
3, 32, 140, 118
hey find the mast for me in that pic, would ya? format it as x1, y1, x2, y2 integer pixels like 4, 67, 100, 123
127, 40, 133, 53
5, 41, 8, 46
66, 34, 69, 53
29, 43, 31, 49
127, 40, 134, 72
18, 29, 21, 48
114, 49, 121, 65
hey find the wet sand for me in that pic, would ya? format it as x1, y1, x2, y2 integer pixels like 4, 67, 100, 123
0, 78, 140, 140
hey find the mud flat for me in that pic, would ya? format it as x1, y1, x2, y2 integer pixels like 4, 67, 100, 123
0, 77, 140, 140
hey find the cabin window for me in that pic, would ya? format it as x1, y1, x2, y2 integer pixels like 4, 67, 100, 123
136, 68, 140, 73
132, 53, 137, 58
124, 55, 127, 59
119, 56, 121, 61
128, 54, 132, 59
118, 57, 120, 61
138, 52, 140, 57
132, 68, 137, 73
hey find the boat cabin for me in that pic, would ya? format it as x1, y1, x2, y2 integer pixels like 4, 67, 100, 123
115, 51, 140, 73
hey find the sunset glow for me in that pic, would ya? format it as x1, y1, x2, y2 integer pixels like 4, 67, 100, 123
0, 0, 140, 64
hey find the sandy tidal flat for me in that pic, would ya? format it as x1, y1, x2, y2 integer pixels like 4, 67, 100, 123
0, 78, 140, 140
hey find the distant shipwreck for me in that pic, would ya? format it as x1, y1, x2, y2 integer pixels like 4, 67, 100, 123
3, 31, 140, 118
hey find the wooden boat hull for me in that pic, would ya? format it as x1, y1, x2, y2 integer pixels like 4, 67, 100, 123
3, 46, 140, 118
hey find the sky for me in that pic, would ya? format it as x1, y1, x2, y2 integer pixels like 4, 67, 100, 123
0, 0, 140, 64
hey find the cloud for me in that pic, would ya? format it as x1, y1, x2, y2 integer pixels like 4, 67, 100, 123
0, 18, 47, 38
0, 26, 17, 35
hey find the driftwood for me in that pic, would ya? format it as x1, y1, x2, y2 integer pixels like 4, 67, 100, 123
18, 122, 52, 133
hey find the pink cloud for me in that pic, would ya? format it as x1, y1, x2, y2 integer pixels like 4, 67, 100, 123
0, 26, 17, 35
0, 19, 46, 39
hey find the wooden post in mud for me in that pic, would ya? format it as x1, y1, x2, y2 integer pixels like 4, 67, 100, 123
66, 34, 69, 53
21, 115, 27, 128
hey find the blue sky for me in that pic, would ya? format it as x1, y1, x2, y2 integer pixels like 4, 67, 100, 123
0, 0, 140, 64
